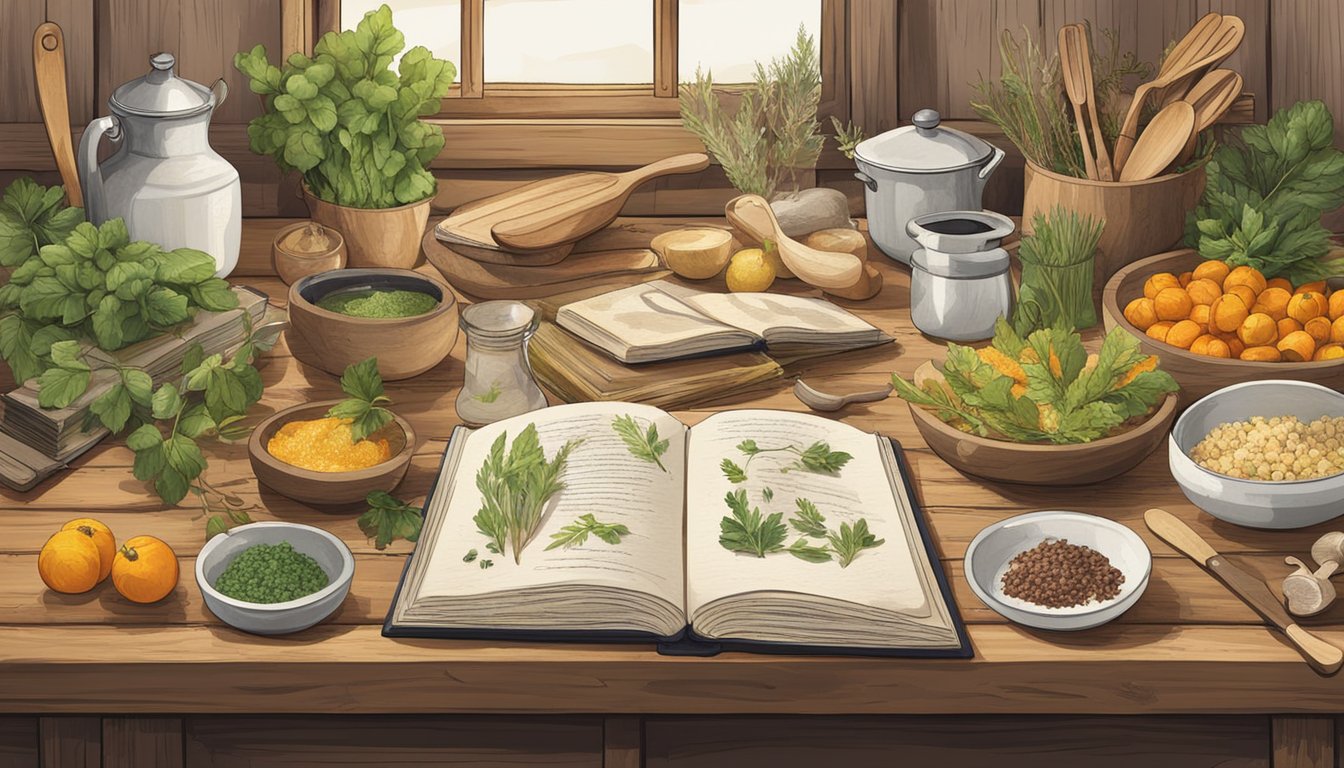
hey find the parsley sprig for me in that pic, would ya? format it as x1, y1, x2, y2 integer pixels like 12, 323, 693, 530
718, 489, 787, 557
719, 495, 883, 568
545, 513, 631, 551
359, 491, 423, 550
719, 439, 853, 483
326, 357, 394, 442
611, 414, 669, 472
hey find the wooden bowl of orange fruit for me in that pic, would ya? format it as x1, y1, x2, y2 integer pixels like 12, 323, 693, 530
1102, 249, 1344, 407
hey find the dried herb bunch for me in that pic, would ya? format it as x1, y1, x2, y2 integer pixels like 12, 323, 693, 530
971, 26, 1150, 178
681, 25, 833, 199
1013, 205, 1106, 333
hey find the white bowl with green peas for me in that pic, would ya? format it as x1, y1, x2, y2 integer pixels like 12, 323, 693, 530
196, 521, 355, 635
1170, 380, 1344, 529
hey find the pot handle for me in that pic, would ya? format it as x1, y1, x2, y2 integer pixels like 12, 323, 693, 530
854, 171, 877, 192
76, 115, 118, 224
210, 78, 228, 109
978, 146, 1006, 183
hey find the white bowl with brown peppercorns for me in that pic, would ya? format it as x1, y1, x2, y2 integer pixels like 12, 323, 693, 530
1170, 380, 1344, 529
965, 511, 1152, 631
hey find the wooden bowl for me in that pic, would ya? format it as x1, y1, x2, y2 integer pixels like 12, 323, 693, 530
272, 221, 347, 286
287, 268, 459, 381
1102, 249, 1344, 407
907, 394, 1178, 486
248, 401, 416, 507
303, 187, 430, 270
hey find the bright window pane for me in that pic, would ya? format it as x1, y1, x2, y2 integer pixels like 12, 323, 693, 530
342, 0, 461, 79
484, 0, 653, 84
679, 0, 821, 83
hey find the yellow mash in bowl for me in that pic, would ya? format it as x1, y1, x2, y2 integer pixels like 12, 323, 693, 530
267, 417, 392, 472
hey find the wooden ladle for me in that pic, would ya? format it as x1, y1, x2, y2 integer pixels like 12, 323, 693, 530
1113, 12, 1244, 173
1118, 101, 1195, 182
724, 195, 863, 290
1176, 68, 1243, 164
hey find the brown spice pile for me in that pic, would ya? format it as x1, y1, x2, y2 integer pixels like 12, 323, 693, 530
1000, 539, 1124, 608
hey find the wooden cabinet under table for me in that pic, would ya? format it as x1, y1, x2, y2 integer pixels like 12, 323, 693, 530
2, 219, 1343, 767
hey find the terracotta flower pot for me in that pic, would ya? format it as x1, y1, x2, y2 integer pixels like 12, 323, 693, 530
1022, 161, 1206, 284
303, 187, 431, 270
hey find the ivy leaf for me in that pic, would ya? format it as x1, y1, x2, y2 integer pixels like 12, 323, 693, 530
151, 382, 184, 420
89, 383, 132, 433
36, 365, 89, 408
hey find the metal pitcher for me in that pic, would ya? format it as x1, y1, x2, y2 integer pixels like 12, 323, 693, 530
77, 52, 241, 277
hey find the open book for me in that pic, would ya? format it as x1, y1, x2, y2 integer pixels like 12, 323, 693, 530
384, 402, 968, 657
555, 281, 891, 364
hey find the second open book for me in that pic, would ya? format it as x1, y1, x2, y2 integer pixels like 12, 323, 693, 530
384, 402, 968, 657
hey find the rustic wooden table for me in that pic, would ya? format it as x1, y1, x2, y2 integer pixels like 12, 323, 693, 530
1, 219, 1340, 767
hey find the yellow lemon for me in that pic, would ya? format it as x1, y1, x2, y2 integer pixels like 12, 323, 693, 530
759, 240, 794, 279
725, 248, 776, 293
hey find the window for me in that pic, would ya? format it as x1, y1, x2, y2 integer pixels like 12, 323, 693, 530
341, 0, 462, 79
678, 0, 821, 83
484, 0, 653, 84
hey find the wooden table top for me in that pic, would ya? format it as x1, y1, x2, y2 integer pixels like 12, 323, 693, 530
2, 218, 1343, 716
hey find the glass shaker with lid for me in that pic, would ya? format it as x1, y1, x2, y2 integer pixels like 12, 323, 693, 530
455, 301, 548, 426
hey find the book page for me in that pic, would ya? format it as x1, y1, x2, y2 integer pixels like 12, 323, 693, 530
683, 410, 931, 620
414, 402, 688, 612
557, 282, 751, 351
656, 283, 878, 339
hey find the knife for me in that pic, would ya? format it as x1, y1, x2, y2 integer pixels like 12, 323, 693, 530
1144, 508, 1343, 675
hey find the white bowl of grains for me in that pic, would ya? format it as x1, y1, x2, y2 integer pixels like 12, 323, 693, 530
964, 511, 1152, 631
1170, 380, 1344, 529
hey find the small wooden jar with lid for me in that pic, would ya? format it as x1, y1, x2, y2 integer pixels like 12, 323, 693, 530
272, 221, 347, 285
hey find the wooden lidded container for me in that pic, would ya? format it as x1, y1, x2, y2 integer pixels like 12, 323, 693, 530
272, 221, 347, 286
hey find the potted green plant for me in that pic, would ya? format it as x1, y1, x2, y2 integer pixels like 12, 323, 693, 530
234, 4, 455, 269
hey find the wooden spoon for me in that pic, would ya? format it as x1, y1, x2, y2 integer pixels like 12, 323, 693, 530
794, 380, 892, 412
724, 195, 863, 290
1058, 24, 1099, 181
490, 153, 710, 251
1074, 24, 1115, 181
1118, 101, 1196, 182
32, 22, 81, 206
1113, 13, 1243, 173
1176, 68, 1243, 164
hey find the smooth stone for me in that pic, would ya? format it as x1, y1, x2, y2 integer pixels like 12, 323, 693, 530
769, 187, 856, 237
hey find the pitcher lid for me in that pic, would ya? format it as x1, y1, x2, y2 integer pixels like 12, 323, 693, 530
110, 53, 215, 117
854, 108, 994, 173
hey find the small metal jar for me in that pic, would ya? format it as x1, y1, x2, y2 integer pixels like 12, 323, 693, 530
907, 210, 1016, 342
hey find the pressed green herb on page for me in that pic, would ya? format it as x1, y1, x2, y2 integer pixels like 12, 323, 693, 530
788, 498, 828, 538
473, 425, 582, 564
787, 538, 833, 563
545, 514, 631, 551
720, 458, 748, 483
463, 549, 478, 563
726, 439, 853, 482
718, 489, 787, 557
612, 414, 669, 472
827, 519, 884, 567
325, 357, 394, 442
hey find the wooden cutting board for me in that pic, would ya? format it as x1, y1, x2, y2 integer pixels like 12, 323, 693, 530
422, 227, 669, 300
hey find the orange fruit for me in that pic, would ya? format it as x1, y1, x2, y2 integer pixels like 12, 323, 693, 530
1238, 313, 1278, 346
1266, 277, 1293, 293
1123, 297, 1159, 331
1189, 304, 1212, 327
1224, 266, 1268, 296
1305, 316, 1334, 345
1204, 338, 1232, 358
1178, 271, 1194, 288
1165, 320, 1203, 349
1315, 344, 1344, 361
1296, 280, 1328, 295
60, 518, 115, 583
1252, 287, 1292, 321
38, 530, 102, 594
1288, 291, 1327, 323
111, 536, 179, 604
1226, 284, 1258, 309
1144, 273, 1181, 300
1193, 260, 1231, 285
1185, 278, 1222, 306
1278, 316, 1303, 340
1154, 287, 1194, 322
1329, 291, 1344, 320
1333, 316, 1344, 344
1210, 293, 1249, 333
1278, 330, 1317, 363
1217, 333, 1246, 359
1189, 333, 1219, 356
1240, 345, 1282, 362
1146, 321, 1175, 343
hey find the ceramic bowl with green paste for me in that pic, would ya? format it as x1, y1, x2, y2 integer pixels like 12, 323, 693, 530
288, 268, 460, 381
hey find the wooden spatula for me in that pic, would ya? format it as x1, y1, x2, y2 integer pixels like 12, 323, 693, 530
32, 22, 81, 206
1058, 24, 1099, 181
1176, 68, 1243, 164
1144, 508, 1343, 675
1074, 24, 1115, 181
1118, 101, 1195, 182
724, 194, 863, 290
489, 153, 710, 251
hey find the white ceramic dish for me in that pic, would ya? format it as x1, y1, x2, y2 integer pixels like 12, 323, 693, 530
195, 522, 354, 636
964, 510, 1152, 631
1169, 380, 1344, 529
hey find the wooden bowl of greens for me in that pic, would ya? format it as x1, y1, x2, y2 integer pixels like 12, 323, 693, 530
1102, 249, 1344, 408
288, 268, 459, 381
893, 320, 1180, 486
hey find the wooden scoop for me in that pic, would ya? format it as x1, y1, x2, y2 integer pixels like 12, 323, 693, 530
724, 195, 863, 290
1176, 68, 1243, 164
1118, 101, 1195, 182
1058, 24, 1099, 181
32, 22, 81, 206
489, 153, 710, 251
1113, 12, 1243, 173
1145, 508, 1344, 675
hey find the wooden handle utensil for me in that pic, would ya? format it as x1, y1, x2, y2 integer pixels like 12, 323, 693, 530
1144, 508, 1344, 675
32, 22, 82, 206
724, 194, 863, 290
1176, 68, 1243, 165
1073, 24, 1114, 181
1117, 101, 1196, 182
1058, 25, 1099, 181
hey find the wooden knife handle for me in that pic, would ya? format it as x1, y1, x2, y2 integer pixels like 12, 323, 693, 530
1209, 556, 1344, 675
1286, 624, 1344, 676
32, 22, 82, 207
1143, 508, 1218, 563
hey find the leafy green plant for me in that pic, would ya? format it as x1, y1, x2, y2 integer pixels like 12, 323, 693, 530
360, 490, 422, 550
1013, 205, 1105, 334
718, 489, 787, 557
720, 493, 882, 567
0, 179, 238, 386
473, 424, 582, 564
830, 116, 865, 160
788, 498, 828, 537
233, 4, 455, 209
725, 438, 853, 481
827, 519, 885, 567
611, 414, 669, 472
1185, 100, 1344, 284
326, 357, 393, 442
545, 514, 631, 551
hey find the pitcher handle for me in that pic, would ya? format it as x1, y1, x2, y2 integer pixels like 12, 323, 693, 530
77, 115, 118, 223
210, 78, 229, 109
854, 171, 878, 192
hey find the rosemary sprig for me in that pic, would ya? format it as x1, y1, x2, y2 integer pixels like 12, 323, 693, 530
612, 414, 669, 472
472, 425, 582, 564
545, 513, 630, 551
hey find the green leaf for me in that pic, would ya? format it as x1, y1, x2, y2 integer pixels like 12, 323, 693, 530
163, 434, 206, 481
611, 414, 670, 472
718, 489, 787, 557
826, 518, 885, 568
788, 498, 828, 537
203, 368, 249, 422
36, 365, 90, 408
545, 513, 631, 551
89, 384, 132, 433
154, 466, 191, 506
181, 343, 205, 375
720, 458, 747, 483
339, 356, 385, 401
151, 382, 184, 420
142, 287, 190, 327
785, 441, 852, 475
177, 403, 216, 439
131, 442, 166, 482
358, 491, 422, 549
126, 423, 163, 451
120, 368, 153, 406
787, 538, 833, 563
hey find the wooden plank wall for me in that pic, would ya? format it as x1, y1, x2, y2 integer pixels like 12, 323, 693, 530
0, 0, 1339, 221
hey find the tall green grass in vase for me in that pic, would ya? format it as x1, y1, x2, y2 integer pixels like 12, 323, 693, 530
1013, 206, 1105, 334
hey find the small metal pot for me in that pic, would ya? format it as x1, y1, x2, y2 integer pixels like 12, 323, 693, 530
908, 210, 1016, 342
854, 108, 1006, 265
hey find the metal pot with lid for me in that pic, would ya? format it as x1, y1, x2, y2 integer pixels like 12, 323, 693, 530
854, 108, 1006, 265
77, 52, 241, 277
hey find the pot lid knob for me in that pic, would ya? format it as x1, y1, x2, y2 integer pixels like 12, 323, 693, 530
151, 52, 175, 71
912, 108, 941, 131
